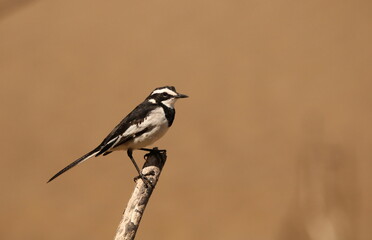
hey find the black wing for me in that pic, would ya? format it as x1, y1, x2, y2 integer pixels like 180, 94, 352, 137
47, 101, 157, 183
95, 101, 158, 155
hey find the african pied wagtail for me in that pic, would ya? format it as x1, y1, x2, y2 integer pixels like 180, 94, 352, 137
48, 86, 188, 184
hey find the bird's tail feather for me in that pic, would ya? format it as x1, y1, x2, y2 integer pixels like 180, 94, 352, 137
47, 146, 101, 183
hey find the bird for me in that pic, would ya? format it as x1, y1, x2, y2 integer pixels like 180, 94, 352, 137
48, 86, 188, 185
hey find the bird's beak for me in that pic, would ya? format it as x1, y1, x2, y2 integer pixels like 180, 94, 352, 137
176, 93, 188, 99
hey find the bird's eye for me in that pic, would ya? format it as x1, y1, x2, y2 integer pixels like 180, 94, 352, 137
162, 92, 168, 97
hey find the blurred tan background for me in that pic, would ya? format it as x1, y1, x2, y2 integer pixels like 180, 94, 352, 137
1, 0, 371, 239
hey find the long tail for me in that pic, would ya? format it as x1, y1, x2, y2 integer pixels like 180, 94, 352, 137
47, 146, 101, 183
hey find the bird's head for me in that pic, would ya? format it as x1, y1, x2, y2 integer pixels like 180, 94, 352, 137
147, 86, 188, 108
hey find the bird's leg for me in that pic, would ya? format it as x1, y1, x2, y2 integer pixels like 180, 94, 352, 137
127, 149, 152, 188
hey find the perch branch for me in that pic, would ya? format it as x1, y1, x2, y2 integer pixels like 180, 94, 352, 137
114, 148, 167, 240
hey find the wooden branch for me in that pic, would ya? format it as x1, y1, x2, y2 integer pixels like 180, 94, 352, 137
114, 149, 167, 240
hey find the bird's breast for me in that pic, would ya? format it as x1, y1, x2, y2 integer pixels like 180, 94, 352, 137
128, 108, 170, 149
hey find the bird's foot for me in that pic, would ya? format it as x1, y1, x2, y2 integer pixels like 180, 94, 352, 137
133, 171, 156, 188
140, 147, 166, 160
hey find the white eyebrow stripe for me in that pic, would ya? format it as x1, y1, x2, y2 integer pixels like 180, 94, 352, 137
151, 88, 177, 96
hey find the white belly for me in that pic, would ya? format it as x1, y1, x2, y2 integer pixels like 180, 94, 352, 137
129, 123, 169, 149
115, 107, 170, 150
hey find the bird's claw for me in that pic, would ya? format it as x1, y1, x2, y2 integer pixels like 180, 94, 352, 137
140, 147, 166, 160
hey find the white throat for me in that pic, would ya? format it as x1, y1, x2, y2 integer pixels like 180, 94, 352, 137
161, 98, 177, 108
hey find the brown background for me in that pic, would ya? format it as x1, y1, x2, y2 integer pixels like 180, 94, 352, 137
1, 0, 371, 239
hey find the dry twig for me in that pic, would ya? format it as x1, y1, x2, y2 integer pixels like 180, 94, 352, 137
114, 149, 167, 240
